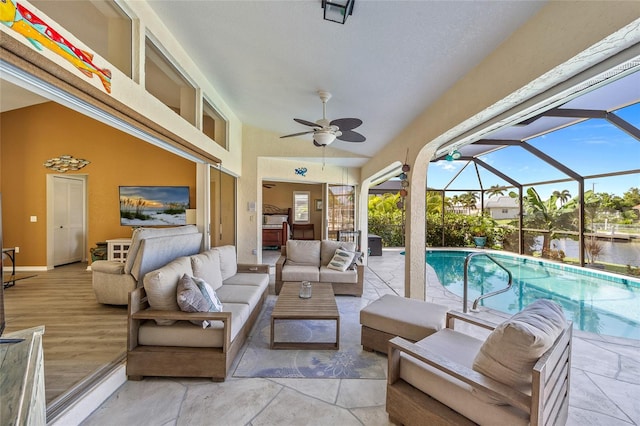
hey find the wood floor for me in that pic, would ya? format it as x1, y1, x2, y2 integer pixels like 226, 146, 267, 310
3, 262, 127, 405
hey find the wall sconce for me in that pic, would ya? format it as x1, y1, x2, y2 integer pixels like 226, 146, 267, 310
445, 150, 461, 161
322, 0, 355, 24
43, 155, 90, 172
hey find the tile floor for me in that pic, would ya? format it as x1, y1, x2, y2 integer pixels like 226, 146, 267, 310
82, 249, 639, 426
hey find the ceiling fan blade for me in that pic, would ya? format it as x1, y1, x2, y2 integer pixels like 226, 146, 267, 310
330, 118, 362, 131
280, 130, 315, 138
294, 118, 321, 128
337, 130, 366, 142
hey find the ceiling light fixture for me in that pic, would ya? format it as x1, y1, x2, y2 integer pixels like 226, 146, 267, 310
322, 0, 355, 24
445, 150, 461, 161
314, 130, 337, 146
43, 155, 90, 172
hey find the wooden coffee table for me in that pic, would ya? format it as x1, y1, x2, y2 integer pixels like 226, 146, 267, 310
270, 282, 340, 350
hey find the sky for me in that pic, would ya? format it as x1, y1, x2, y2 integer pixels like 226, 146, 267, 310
427, 103, 640, 201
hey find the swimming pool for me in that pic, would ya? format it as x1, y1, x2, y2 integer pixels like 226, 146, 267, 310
425, 249, 640, 340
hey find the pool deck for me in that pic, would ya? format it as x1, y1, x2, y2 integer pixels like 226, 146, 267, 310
84, 248, 640, 425
368, 248, 640, 426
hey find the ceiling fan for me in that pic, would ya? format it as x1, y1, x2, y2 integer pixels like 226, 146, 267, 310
280, 90, 366, 146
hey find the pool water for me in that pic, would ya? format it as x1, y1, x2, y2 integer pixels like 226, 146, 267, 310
426, 250, 640, 340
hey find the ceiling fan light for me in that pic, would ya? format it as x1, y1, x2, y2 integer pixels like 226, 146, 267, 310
314, 131, 336, 146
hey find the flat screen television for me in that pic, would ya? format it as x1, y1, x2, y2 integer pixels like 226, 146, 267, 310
119, 186, 190, 226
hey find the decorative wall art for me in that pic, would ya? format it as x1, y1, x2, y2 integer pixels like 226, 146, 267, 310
119, 186, 189, 226
43, 155, 90, 172
0, 0, 112, 93
295, 167, 308, 177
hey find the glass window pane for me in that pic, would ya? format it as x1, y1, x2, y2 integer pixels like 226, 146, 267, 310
293, 192, 310, 222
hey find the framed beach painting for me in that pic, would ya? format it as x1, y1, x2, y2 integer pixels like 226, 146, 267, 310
119, 186, 189, 226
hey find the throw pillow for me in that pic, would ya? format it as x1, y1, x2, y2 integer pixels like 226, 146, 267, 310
327, 247, 356, 272
472, 299, 567, 401
176, 274, 223, 328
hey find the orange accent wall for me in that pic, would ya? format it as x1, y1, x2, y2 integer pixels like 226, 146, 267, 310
1, 102, 196, 267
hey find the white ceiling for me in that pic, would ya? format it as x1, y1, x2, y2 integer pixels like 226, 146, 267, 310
1, 1, 548, 162
144, 0, 546, 159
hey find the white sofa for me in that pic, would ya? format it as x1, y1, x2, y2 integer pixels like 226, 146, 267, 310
91, 225, 202, 305
127, 245, 269, 381
275, 239, 363, 296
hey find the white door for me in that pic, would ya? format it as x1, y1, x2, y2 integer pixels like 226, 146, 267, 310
53, 176, 85, 266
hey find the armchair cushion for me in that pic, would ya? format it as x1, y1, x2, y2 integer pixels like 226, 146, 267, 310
472, 299, 567, 393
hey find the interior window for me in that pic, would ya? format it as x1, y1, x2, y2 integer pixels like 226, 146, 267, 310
293, 191, 310, 223
202, 98, 228, 149
145, 35, 197, 125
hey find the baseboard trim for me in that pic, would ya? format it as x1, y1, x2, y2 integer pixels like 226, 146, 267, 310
47, 353, 126, 425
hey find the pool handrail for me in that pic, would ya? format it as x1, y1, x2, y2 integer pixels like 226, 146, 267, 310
463, 252, 513, 313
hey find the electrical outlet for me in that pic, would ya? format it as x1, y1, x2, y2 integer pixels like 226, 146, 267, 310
30, 216, 37, 222
252, 249, 257, 255
15, 247, 20, 253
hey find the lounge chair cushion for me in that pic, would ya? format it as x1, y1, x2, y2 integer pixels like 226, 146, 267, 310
223, 272, 269, 290
473, 299, 567, 393
400, 329, 529, 425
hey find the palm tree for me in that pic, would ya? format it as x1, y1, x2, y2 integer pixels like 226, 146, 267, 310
486, 185, 506, 199
461, 191, 479, 214
552, 189, 571, 206
523, 188, 577, 255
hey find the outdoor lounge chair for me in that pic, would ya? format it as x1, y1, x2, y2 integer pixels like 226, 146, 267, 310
386, 299, 572, 425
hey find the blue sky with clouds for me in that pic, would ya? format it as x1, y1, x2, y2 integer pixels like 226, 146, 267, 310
428, 103, 640, 200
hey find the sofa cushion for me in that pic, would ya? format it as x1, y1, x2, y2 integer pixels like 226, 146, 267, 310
327, 247, 356, 271
223, 272, 269, 291
319, 266, 358, 284
286, 240, 321, 266
216, 285, 263, 311
176, 274, 223, 328
400, 330, 529, 425
320, 240, 355, 266
214, 245, 238, 280
281, 265, 320, 282
137, 302, 250, 348
143, 256, 193, 325
472, 299, 567, 394
191, 249, 224, 291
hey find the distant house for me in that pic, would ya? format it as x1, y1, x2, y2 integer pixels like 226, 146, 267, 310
485, 196, 520, 219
